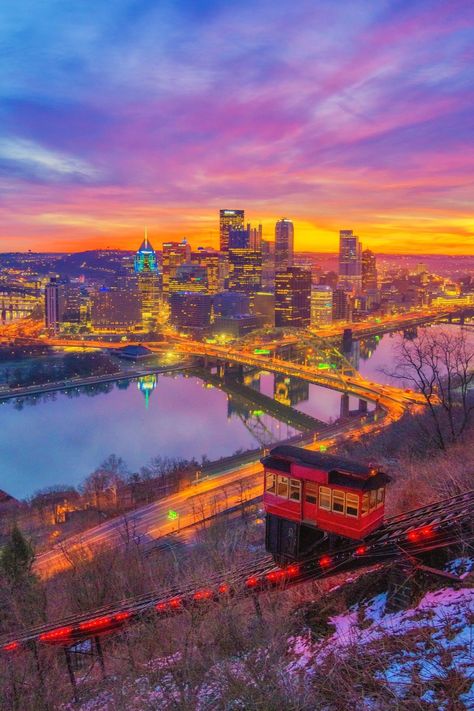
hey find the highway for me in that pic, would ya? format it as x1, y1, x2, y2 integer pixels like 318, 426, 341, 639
35, 461, 264, 578
34, 411, 385, 580
21, 309, 455, 579
0, 361, 189, 402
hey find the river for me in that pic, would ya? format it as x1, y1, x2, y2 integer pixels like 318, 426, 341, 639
0, 325, 468, 499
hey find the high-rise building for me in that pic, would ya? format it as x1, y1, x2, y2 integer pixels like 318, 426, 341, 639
214, 291, 250, 317
261, 239, 275, 290
339, 230, 362, 293
228, 227, 250, 250
45, 277, 66, 333
162, 238, 191, 294
134, 232, 160, 327
362, 249, 378, 292
332, 287, 352, 321
193, 248, 222, 294
91, 283, 141, 332
319, 271, 338, 291
252, 291, 275, 326
275, 218, 294, 271
275, 267, 311, 328
169, 292, 212, 333
311, 285, 333, 326
249, 223, 262, 250
228, 230, 262, 295
219, 210, 244, 252
169, 264, 208, 293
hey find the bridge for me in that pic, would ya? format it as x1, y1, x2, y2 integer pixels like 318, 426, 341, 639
168, 338, 427, 418
21, 332, 427, 423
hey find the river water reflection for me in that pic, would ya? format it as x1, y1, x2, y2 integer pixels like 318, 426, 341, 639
0, 325, 467, 498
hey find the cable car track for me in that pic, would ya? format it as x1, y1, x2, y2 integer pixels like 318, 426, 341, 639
1, 490, 473, 655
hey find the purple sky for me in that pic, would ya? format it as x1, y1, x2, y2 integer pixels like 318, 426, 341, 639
1, 0, 473, 253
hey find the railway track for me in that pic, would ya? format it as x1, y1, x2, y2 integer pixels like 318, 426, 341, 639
1, 489, 473, 655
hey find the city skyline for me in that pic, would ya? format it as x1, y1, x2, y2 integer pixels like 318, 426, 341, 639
1, 1, 474, 255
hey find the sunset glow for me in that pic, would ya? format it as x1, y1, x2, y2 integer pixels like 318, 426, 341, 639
1, 0, 473, 254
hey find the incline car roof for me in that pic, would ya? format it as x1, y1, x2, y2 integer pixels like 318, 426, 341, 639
263, 445, 383, 479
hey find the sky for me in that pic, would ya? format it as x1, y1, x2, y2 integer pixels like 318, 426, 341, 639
0, 0, 473, 255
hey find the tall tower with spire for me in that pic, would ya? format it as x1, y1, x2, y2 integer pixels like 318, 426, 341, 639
134, 229, 160, 329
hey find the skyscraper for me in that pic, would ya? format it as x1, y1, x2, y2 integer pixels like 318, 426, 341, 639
362, 249, 378, 292
339, 229, 362, 293
220, 210, 245, 252
45, 276, 66, 333
227, 225, 262, 296
260, 239, 275, 290
275, 267, 311, 328
134, 231, 160, 327
275, 218, 294, 271
332, 287, 352, 321
193, 248, 222, 294
162, 238, 191, 295
169, 292, 212, 333
311, 285, 333, 326
91, 282, 141, 332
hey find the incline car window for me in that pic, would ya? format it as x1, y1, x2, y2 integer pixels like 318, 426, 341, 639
332, 490, 345, 514
319, 486, 331, 510
346, 493, 359, 518
277, 475, 289, 498
266, 472, 276, 493
305, 482, 318, 505
377, 487, 385, 507
289, 479, 301, 501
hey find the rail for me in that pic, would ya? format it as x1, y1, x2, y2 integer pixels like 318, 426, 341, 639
1, 489, 472, 655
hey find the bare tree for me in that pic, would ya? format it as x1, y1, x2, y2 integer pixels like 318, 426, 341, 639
391, 328, 474, 450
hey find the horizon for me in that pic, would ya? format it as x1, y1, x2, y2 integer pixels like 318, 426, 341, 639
1, 1, 474, 255
2, 246, 474, 259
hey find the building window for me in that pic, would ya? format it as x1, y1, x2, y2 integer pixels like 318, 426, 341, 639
265, 472, 276, 493
319, 486, 331, 510
277, 475, 289, 498
289, 479, 301, 502
377, 488, 385, 507
346, 493, 359, 518
369, 490, 377, 510
305, 482, 318, 505
361, 493, 369, 517
332, 490, 345, 514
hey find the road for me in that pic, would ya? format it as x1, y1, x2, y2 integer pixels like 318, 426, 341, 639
0, 361, 189, 402
35, 461, 264, 578
27, 311, 447, 579
33, 410, 387, 580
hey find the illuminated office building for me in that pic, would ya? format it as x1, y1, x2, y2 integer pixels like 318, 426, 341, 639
91, 282, 141, 332
214, 291, 250, 317
219, 209, 244, 252
275, 218, 294, 270
227, 226, 262, 297
45, 276, 66, 333
169, 292, 212, 333
339, 229, 362, 293
134, 232, 160, 327
261, 239, 275, 289
228, 246, 262, 295
311, 285, 333, 326
362, 249, 378, 292
162, 238, 191, 295
275, 267, 311, 328
332, 287, 352, 321
169, 264, 208, 293
193, 248, 222, 293
252, 291, 275, 326
249, 223, 262, 250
